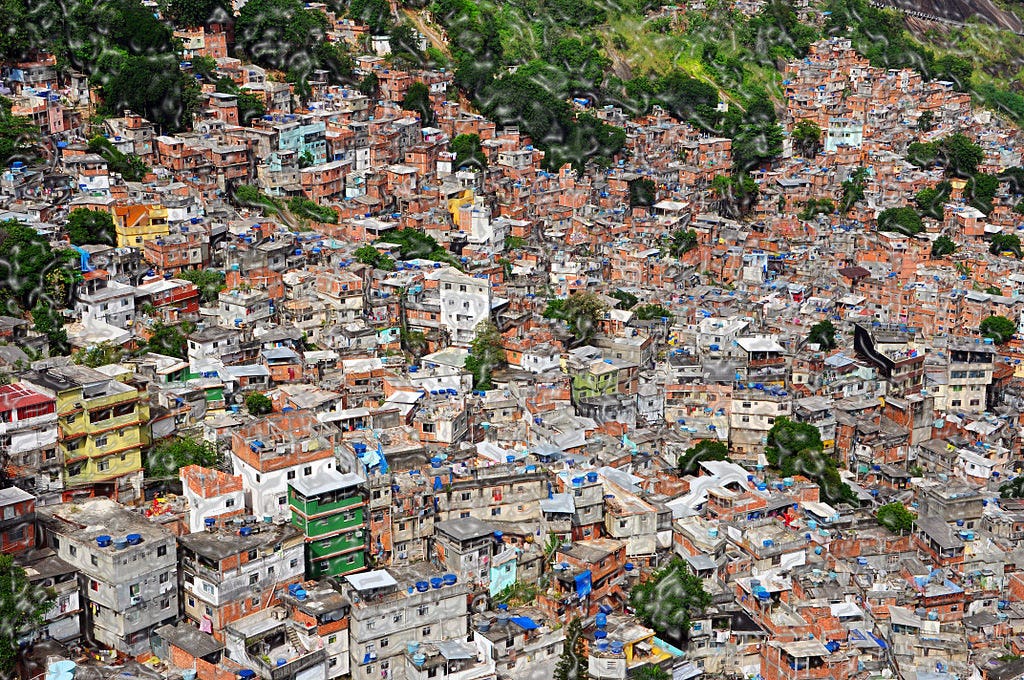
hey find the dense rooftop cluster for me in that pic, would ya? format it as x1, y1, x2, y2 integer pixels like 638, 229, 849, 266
5, 2, 1024, 680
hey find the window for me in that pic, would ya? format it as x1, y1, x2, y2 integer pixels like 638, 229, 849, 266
461, 492, 471, 501
130, 584, 140, 597
423, 423, 435, 433
202, 582, 214, 594
380, 639, 389, 648
251, 597, 259, 606
160, 572, 169, 583
69, 545, 77, 557
97, 459, 109, 472
287, 471, 296, 480
91, 580, 99, 591
161, 598, 170, 610
247, 549, 257, 560
249, 574, 259, 585
304, 466, 312, 476
491, 508, 501, 516
91, 554, 98, 566
290, 558, 299, 568
278, 496, 287, 505
95, 435, 108, 448
225, 499, 235, 508
157, 545, 167, 557
329, 635, 337, 644
422, 627, 431, 636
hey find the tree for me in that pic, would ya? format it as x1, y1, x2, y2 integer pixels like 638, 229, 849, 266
710, 174, 759, 218
389, 23, 422, 63
791, 120, 822, 158
667, 229, 698, 257
732, 122, 784, 171
246, 392, 273, 415
354, 244, 395, 271
73, 342, 124, 367
0, 220, 69, 311
235, 0, 332, 79
634, 666, 671, 680
634, 304, 673, 321
349, 0, 393, 33
939, 133, 984, 178
970, 173, 999, 214
915, 182, 950, 219
0, 553, 54, 675
402, 81, 434, 125
177, 269, 226, 304
166, 0, 230, 26
146, 436, 220, 478
548, 291, 607, 344
464, 320, 505, 390
876, 502, 916, 534
357, 72, 379, 98
66, 208, 116, 246
32, 302, 68, 356
766, 418, 856, 504
990, 233, 1022, 258
933, 54, 972, 92
917, 110, 934, 132
980, 315, 1016, 344
630, 559, 710, 642
678, 440, 729, 475
146, 321, 189, 359
931, 235, 956, 258
0, 96, 36, 166
553, 618, 587, 680
840, 167, 868, 213
215, 78, 266, 125
450, 134, 487, 170
629, 178, 657, 207
876, 206, 923, 235
806, 319, 837, 350
611, 290, 638, 310
87, 136, 149, 182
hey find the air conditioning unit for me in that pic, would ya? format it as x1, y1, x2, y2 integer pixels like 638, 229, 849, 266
130, 595, 142, 605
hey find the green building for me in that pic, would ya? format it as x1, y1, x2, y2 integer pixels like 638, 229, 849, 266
288, 469, 368, 579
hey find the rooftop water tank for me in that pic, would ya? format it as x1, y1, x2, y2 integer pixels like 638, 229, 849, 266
96, 535, 112, 548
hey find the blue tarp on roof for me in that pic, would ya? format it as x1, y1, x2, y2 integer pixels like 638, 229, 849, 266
509, 616, 539, 631
575, 570, 592, 598
868, 632, 888, 649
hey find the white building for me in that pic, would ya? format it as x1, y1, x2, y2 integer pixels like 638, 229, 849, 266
431, 267, 493, 346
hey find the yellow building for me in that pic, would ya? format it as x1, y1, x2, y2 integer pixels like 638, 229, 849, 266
446, 189, 473, 228
113, 203, 169, 248
26, 365, 149, 504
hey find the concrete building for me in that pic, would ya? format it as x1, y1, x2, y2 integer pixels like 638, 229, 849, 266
36, 497, 178, 655
0, 381, 60, 504
289, 468, 369, 579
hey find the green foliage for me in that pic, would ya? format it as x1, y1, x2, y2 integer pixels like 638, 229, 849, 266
146, 321, 190, 358
177, 269, 226, 304
390, 23, 423, 64
806, 319, 837, 350
765, 417, 856, 504
379, 229, 459, 267
634, 303, 673, 321
990, 233, 1022, 258
87, 135, 149, 182
73, 341, 124, 367
236, 0, 350, 84
611, 289, 638, 310
0, 220, 68, 312
980, 315, 1016, 344
32, 302, 68, 356
876, 502, 916, 534
906, 141, 938, 169
146, 436, 220, 478
232, 184, 282, 215
791, 120, 822, 158
358, 73, 380, 98
917, 111, 934, 132
288, 196, 338, 223
354, 244, 396, 271
732, 122, 784, 171
633, 666, 671, 680
677, 439, 729, 475
464, 320, 505, 390
876, 206, 923, 236
165, 0, 229, 26
797, 198, 834, 221
67, 209, 116, 246
911, 134, 985, 177
840, 167, 868, 213
0, 553, 55, 674
0, 97, 37, 166
667, 229, 698, 257
544, 291, 607, 343
969, 173, 999, 214
350, 0, 393, 33
824, 0, 933, 74
932, 54, 972, 92
630, 559, 710, 641
915, 182, 951, 219
402, 82, 435, 125
245, 392, 274, 415
931, 235, 956, 258
504, 235, 525, 250
710, 174, 759, 217
451, 133, 487, 170
629, 178, 657, 207
977, 84, 1024, 128
553, 618, 587, 680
